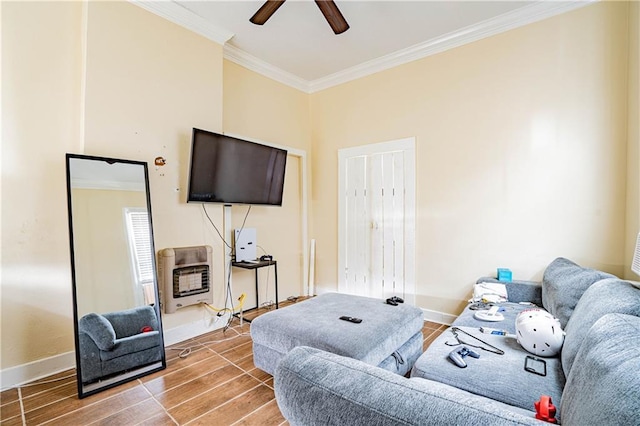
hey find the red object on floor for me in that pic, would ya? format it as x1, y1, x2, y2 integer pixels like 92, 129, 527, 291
141, 326, 153, 333
534, 395, 557, 423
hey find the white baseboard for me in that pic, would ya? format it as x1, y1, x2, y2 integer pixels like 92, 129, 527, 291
162, 312, 233, 346
0, 351, 76, 391
421, 308, 457, 326
2, 309, 449, 390
0, 313, 234, 391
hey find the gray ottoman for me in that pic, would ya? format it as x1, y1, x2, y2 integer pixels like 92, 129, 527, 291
250, 292, 424, 376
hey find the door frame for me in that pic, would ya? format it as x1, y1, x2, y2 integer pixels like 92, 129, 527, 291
338, 137, 416, 303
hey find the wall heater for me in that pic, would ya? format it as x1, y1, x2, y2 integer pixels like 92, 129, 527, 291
158, 245, 213, 314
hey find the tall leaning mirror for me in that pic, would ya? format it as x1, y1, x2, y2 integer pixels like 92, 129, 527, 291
66, 154, 166, 398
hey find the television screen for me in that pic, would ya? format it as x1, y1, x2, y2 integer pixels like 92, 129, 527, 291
187, 128, 287, 205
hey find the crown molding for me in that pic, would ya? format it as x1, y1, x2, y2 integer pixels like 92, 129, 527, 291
223, 44, 311, 92
130, 1, 234, 45
132, 0, 596, 94
71, 178, 145, 192
308, 0, 597, 93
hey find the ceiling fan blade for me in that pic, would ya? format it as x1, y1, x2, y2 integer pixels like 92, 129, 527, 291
314, 0, 349, 34
250, 0, 286, 25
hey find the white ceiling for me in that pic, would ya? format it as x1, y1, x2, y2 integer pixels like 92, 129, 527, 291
134, 0, 594, 92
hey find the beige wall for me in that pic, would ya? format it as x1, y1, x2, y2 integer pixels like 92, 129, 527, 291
626, 1, 640, 280
310, 1, 631, 314
1, 1, 83, 370
223, 61, 311, 307
1, 1, 227, 371
223, 61, 311, 150
1, 0, 637, 377
82, 1, 229, 332
0, 1, 310, 373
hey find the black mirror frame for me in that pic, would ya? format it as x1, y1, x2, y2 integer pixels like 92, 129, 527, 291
65, 153, 166, 398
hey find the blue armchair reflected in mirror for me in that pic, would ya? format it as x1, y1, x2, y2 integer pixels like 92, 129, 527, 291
66, 154, 166, 398
78, 306, 163, 384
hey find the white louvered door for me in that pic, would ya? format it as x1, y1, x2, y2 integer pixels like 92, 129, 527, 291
338, 138, 415, 303
343, 155, 370, 294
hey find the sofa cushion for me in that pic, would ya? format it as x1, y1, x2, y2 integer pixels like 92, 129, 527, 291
560, 313, 640, 425
99, 331, 161, 361
541, 258, 615, 328
79, 313, 116, 351
411, 326, 565, 415
275, 346, 543, 425
561, 278, 640, 375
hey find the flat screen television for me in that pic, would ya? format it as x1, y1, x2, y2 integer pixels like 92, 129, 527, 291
187, 128, 287, 206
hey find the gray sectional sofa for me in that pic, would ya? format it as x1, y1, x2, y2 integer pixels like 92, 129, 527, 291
274, 258, 640, 425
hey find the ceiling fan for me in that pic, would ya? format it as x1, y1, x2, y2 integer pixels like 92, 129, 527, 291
250, 0, 350, 35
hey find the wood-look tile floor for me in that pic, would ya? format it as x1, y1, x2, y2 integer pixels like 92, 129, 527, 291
0, 300, 448, 426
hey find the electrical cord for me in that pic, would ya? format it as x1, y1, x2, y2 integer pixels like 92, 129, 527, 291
236, 205, 252, 241
168, 325, 250, 358
203, 293, 246, 318
201, 204, 232, 250
255, 245, 275, 309
204, 295, 246, 313
221, 257, 235, 331
222, 205, 252, 328
231, 205, 252, 262
445, 327, 505, 355
201, 204, 253, 331
260, 260, 274, 309
14, 373, 77, 388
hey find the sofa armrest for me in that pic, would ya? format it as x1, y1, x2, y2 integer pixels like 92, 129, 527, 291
274, 346, 543, 426
78, 313, 117, 351
476, 277, 542, 306
77, 332, 103, 383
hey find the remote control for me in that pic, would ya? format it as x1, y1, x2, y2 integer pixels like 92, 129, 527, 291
339, 316, 362, 323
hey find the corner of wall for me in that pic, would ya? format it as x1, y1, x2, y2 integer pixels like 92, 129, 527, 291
625, 0, 640, 279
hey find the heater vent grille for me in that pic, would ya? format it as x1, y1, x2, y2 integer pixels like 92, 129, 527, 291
173, 265, 210, 298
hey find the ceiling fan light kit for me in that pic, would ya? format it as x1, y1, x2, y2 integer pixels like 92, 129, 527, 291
250, 0, 349, 35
